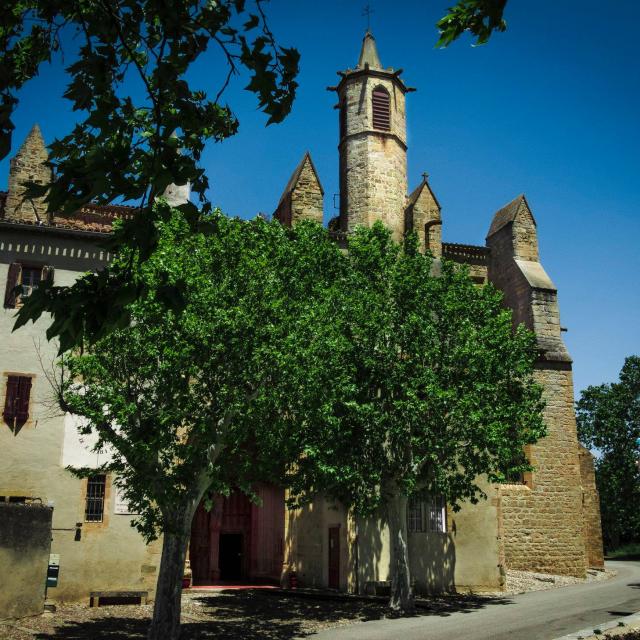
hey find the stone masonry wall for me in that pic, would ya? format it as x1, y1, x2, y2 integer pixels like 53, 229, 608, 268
498, 365, 587, 576
291, 160, 323, 225
487, 206, 595, 577
5, 125, 52, 224
339, 75, 407, 242
512, 203, 539, 262
578, 445, 605, 569
407, 185, 441, 257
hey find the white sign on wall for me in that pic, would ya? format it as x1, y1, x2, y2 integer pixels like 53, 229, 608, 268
114, 483, 138, 515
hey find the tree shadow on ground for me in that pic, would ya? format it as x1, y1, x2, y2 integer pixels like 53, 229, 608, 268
33, 590, 513, 639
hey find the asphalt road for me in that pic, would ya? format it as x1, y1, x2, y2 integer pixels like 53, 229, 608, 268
310, 561, 640, 640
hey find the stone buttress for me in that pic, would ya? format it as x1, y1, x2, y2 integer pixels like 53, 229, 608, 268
486, 194, 603, 575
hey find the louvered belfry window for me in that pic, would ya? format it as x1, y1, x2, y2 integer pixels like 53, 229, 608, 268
371, 86, 391, 131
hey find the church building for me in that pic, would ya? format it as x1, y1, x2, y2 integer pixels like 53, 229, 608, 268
273, 31, 604, 592
0, 31, 603, 609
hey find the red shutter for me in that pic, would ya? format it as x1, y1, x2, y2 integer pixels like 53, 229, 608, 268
3, 377, 20, 423
41, 265, 55, 284
3, 376, 32, 426
372, 88, 391, 131
15, 377, 32, 424
4, 262, 22, 308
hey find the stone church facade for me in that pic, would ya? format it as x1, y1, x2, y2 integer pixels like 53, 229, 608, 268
0, 32, 602, 607
274, 32, 604, 591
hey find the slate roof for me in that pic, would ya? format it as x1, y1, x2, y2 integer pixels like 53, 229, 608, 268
487, 194, 535, 237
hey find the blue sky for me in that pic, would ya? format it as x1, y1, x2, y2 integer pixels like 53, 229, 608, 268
1, 0, 638, 397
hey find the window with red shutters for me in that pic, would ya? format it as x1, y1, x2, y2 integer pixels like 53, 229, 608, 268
3, 375, 32, 427
3, 263, 54, 308
371, 86, 391, 131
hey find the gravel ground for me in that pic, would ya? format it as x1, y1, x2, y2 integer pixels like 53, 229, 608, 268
502, 568, 616, 595
0, 590, 390, 640
0, 569, 617, 640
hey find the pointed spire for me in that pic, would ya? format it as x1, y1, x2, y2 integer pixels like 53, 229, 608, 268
17, 123, 46, 156
357, 31, 382, 70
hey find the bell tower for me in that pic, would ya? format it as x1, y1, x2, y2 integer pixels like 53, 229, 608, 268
331, 32, 413, 241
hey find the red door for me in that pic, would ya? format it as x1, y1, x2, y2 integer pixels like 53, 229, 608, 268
328, 526, 340, 589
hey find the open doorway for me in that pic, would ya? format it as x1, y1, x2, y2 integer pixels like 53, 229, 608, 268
189, 484, 285, 586
219, 533, 244, 580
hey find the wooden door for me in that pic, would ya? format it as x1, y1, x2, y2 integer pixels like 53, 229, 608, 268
328, 526, 340, 589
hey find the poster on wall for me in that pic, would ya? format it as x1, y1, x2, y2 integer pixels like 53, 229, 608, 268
114, 484, 138, 515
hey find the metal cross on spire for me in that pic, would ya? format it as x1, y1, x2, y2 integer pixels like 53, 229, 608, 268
362, 3, 374, 31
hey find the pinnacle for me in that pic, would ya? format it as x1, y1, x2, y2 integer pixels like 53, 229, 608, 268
357, 30, 382, 69
17, 123, 46, 155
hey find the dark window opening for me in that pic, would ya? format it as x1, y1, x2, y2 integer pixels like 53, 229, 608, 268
8, 496, 28, 503
85, 475, 107, 522
339, 101, 347, 140
372, 87, 391, 131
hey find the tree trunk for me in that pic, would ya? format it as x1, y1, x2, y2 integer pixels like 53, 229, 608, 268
147, 508, 195, 640
386, 486, 415, 614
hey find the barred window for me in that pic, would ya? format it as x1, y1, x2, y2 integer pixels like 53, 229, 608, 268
407, 494, 446, 533
85, 475, 107, 522
371, 86, 391, 131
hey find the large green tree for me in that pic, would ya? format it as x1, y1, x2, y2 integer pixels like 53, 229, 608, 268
577, 356, 640, 549
2, 0, 513, 351
287, 224, 545, 613
2, 0, 299, 351
56, 209, 345, 640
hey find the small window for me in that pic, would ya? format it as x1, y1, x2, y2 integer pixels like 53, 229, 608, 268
8, 496, 27, 503
3, 263, 54, 308
3, 375, 32, 428
85, 475, 107, 522
20, 266, 42, 299
407, 494, 447, 533
371, 86, 391, 131
339, 100, 347, 140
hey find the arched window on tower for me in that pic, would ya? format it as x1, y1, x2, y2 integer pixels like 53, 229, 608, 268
371, 86, 391, 131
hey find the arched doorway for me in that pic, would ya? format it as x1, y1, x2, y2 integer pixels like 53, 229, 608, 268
189, 483, 285, 585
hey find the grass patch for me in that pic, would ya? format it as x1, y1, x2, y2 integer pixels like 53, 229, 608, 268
605, 543, 640, 560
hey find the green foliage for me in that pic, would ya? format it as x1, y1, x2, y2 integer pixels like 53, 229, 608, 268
287, 222, 546, 514
58, 207, 344, 540
2, 0, 299, 349
577, 356, 640, 548
436, 0, 508, 48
